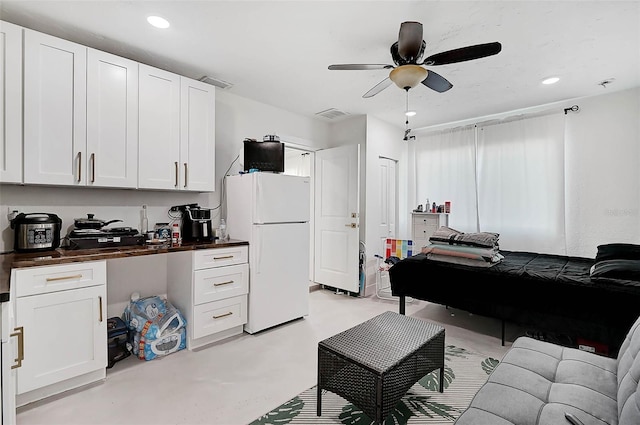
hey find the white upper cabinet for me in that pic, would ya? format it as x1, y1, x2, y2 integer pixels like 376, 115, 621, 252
86, 49, 139, 188
180, 77, 215, 192
0, 21, 22, 183
138, 64, 181, 190
23, 29, 87, 186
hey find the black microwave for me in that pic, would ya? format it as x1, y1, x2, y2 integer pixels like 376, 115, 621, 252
243, 140, 284, 173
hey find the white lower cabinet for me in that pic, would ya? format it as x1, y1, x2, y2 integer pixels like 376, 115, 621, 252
11, 261, 107, 407
167, 246, 249, 350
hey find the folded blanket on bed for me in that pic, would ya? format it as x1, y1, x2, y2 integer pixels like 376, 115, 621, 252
428, 226, 500, 249
423, 253, 499, 267
420, 243, 503, 263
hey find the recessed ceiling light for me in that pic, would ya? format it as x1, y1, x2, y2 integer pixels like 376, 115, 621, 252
542, 77, 560, 85
405, 110, 417, 117
147, 16, 170, 29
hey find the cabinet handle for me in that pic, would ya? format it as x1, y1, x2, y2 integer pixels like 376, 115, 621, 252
184, 163, 188, 188
11, 326, 24, 370
212, 312, 233, 319
213, 280, 234, 287
175, 161, 179, 187
345, 223, 356, 228
213, 255, 234, 260
98, 296, 103, 322
90, 153, 96, 183
77, 152, 82, 182
46, 274, 82, 282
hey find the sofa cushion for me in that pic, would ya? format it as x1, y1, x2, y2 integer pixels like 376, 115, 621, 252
454, 337, 618, 425
615, 315, 640, 424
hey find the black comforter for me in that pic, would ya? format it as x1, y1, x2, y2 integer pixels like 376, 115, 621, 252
389, 250, 640, 355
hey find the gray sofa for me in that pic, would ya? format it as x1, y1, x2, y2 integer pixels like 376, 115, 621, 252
454, 315, 640, 425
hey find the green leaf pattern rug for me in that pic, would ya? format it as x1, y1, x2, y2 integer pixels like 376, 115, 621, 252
249, 345, 500, 425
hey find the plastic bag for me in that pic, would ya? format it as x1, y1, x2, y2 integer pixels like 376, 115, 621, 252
123, 295, 187, 360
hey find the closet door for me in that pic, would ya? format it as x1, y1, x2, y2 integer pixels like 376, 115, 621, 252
23, 29, 87, 185
86, 49, 139, 188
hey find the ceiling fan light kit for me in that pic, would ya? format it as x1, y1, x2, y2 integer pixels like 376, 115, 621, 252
390, 65, 428, 89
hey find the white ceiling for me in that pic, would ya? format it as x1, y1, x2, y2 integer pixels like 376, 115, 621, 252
2, 1, 639, 130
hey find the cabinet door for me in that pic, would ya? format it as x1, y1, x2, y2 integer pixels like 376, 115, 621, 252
138, 64, 180, 189
0, 21, 22, 183
87, 49, 139, 188
180, 77, 215, 191
24, 29, 87, 185
15, 285, 106, 394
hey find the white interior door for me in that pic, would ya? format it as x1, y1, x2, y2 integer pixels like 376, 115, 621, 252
314, 144, 360, 293
378, 157, 398, 252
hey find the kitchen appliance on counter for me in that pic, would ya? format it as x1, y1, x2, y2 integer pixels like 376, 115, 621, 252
171, 204, 214, 242
10, 213, 62, 252
63, 214, 145, 249
64, 227, 145, 250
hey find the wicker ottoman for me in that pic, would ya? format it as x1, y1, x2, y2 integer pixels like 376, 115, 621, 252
317, 311, 445, 424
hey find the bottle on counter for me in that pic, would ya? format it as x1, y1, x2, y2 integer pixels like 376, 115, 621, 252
432, 202, 436, 213
171, 222, 182, 246
218, 219, 227, 241
141, 205, 149, 234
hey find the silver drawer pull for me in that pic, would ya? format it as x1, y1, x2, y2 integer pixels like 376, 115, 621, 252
213, 255, 234, 260
212, 312, 233, 319
214, 280, 234, 287
46, 274, 82, 282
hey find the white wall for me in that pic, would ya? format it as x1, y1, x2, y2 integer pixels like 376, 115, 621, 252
565, 87, 640, 257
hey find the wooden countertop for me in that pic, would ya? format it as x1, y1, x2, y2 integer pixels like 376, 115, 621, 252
0, 239, 249, 303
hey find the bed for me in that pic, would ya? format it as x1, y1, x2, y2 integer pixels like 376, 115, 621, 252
388, 249, 640, 356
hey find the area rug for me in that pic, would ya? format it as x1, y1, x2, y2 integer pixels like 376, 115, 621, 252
249, 344, 501, 425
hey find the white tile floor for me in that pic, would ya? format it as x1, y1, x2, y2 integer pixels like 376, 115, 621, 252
16, 288, 519, 425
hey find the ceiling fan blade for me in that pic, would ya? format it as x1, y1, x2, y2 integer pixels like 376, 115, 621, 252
363, 78, 393, 98
398, 21, 423, 61
328, 64, 394, 70
422, 42, 502, 66
421, 70, 453, 93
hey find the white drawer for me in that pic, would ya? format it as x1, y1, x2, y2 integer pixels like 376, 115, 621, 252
193, 246, 248, 270
413, 223, 439, 239
14, 261, 106, 298
192, 295, 247, 339
193, 263, 248, 305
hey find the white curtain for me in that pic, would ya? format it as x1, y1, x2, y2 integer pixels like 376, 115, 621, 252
477, 113, 566, 254
414, 126, 478, 233
414, 112, 566, 254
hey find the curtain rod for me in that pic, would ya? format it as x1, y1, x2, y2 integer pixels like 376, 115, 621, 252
413, 98, 583, 134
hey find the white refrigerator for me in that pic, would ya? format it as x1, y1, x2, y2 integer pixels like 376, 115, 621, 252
226, 172, 310, 334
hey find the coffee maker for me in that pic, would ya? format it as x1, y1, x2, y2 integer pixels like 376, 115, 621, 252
173, 204, 214, 242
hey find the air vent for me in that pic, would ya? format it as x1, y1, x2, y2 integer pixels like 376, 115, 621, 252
199, 76, 234, 89
315, 108, 350, 120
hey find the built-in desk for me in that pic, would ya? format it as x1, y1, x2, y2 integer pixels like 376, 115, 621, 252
0, 239, 249, 422
0, 239, 248, 302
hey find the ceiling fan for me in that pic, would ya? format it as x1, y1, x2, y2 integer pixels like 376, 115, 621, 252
328, 21, 502, 98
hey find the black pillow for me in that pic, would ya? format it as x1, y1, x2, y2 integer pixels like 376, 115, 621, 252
595, 243, 640, 262
590, 244, 640, 281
